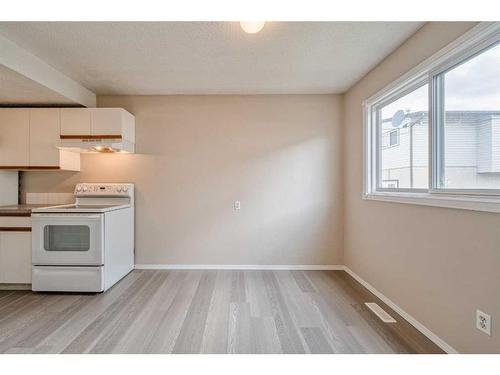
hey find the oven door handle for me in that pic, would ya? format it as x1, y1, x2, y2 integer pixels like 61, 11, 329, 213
31, 214, 102, 220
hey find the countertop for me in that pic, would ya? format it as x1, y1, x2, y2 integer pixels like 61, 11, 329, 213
0, 204, 52, 216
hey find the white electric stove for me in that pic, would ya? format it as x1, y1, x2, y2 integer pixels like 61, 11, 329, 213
31, 183, 135, 292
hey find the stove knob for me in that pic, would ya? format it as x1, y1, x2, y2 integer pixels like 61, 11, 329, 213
122, 186, 129, 192
76, 186, 82, 192
117, 186, 122, 192
83, 186, 88, 192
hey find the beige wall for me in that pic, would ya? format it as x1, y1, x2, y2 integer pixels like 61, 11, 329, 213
22, 95, 344, 266
344, 22, 500, 353
20, 22, 499, 353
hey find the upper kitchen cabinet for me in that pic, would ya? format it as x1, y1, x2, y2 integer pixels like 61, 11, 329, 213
29, 109, 80, 171
29, 109, 61, 167
60, 108, 91, 135
0, 108, 80, 171
1, 107, 134, 170
60, 108, 134, 140
0, 109, 30, 167
91, 108, 135, 141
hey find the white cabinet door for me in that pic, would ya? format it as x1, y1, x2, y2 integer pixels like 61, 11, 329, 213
90, 108, 123, 136
29, 108, 60, 167
60, 108, 91, 136
0, 230, 32, 284
0, 109, 30, 167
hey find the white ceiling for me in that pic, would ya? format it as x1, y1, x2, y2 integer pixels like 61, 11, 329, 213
0, 22, 423, 96
0, 64, 75, 105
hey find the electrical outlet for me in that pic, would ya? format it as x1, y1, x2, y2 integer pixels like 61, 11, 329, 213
234, 200, 241, 210
476, 310, 491, 336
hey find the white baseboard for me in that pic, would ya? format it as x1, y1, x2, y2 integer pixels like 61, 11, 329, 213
343, 266, 458, 354
134, 264, 344, 271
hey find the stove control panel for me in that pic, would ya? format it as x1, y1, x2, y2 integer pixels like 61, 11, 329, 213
74, 183, 134, 196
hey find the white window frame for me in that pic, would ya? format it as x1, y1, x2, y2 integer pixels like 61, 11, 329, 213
363, 22, 500, 213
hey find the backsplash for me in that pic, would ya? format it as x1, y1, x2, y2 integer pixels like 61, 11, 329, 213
24, 192, 74, 205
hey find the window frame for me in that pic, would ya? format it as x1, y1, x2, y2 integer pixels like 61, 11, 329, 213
363, 22, 500, 213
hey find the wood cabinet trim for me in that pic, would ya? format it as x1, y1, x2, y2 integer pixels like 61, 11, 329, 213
0, 166, 61, 170
0, 227, 31, 232
0, 213, 31, 217
60, 134, 122, 140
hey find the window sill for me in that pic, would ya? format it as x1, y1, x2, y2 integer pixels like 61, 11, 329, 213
363, 191, 500, 214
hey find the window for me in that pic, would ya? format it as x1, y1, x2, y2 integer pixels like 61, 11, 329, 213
378, 84, 428, 190
389, 130, 399, 147
435, 42, 500, 190
382, 129, 400, 148
364, 23, 500, 213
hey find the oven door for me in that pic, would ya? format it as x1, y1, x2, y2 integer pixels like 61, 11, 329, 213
32, 213, 104, 266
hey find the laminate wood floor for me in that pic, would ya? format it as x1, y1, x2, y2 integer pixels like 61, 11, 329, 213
0, 270, 444, 354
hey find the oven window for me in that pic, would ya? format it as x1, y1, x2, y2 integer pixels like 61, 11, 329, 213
43, 225, 91, 252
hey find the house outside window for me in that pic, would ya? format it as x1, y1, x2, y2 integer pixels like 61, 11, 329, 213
363, 22, 500, 213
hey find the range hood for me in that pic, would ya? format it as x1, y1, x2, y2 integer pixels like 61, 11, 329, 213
59, 135, 135, 153
57, 108, 135, 153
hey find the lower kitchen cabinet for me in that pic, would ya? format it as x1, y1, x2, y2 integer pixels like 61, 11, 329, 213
0, 229, 32, 284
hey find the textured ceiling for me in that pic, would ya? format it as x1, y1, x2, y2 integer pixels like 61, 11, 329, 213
0, 64, 75, 105
0, 22, 423, 95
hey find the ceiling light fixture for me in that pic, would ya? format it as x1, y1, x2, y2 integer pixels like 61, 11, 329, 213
240, 21, 266, 34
